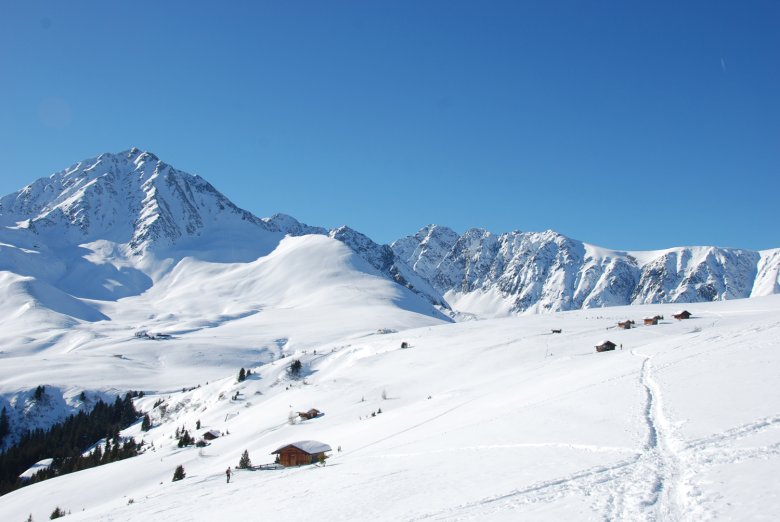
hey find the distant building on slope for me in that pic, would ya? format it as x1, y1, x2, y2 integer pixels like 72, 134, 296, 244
595, 340, 617, 352
673, 310, 692, 320
617, 320, 634, 330
297, 408, 322, 420
202, 429, 221, 441
644, 316, 659, 326
272, 440, 331, 467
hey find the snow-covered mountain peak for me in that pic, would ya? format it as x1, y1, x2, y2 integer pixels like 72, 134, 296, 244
0, 149, 269, 252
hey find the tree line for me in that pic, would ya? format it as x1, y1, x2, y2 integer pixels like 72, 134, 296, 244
0, 392, 142, 495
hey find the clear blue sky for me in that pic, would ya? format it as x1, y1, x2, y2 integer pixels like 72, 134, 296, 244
1, 1, 778, 250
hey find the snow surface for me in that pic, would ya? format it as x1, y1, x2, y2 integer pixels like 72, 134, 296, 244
17, 458, 54, 481
1, 296, 779, 521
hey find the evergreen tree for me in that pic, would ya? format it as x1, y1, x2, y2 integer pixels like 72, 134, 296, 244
34, 386, 45, 401
238, 449, 251, 469
237, 368, 246, 382
195, 419, 201, 430
0, 407, 9, 443
177, 430, 193, 448
120, 393, 137, 426
49, 506, 65, 519
172, 464, 185, 482
141, 413, 151, 432
289, 359, 302, 378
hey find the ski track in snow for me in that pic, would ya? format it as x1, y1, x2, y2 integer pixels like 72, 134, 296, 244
411, 351, 780, 522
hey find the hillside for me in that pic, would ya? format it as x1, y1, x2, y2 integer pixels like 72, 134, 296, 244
1, 296, 778, 520
0, 233, 447, 440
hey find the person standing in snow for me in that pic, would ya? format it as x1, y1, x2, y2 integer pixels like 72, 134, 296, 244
226, 467, 232, 483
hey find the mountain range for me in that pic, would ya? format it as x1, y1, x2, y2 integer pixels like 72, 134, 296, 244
1, 148, 777, 320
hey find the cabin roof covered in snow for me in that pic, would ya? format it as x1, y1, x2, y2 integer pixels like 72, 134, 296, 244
271, 440, 331, 455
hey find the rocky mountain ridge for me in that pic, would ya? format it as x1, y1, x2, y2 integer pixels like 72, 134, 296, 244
1, 149, 777, 317
392, 224, 779, 315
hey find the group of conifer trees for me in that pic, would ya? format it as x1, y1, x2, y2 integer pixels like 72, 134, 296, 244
0, 392, 142, 495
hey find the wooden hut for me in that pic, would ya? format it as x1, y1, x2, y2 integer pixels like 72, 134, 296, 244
673, 310, 691, 320
617, 320, 633, 330
272, 440, 331, 467
297, 408, 322, 420
595, 340, 617, 353
644, 316, 659, 326
202, 429, 221, 441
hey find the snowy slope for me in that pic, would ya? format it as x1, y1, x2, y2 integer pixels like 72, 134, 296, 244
1, 296, 779, 521
393, 225, 779, 317
0, 234, 447, 438
753, 249, 780, 296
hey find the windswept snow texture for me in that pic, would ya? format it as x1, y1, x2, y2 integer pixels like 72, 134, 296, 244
0, 297, 779, 521
392, 225, 780, 317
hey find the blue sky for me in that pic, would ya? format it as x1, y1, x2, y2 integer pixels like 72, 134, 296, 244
1, 1, 778, 250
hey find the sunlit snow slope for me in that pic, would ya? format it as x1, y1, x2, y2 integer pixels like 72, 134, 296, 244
0, 233, 447, 436
1, 297, 779, 521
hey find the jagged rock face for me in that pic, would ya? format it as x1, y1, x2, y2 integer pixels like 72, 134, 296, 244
328, 226, 448, 308
631, 248, 759, 304
330, 226, 395, 274
0, 149, 269, 252
392, 226, 780, 314
391, 225, 460, 283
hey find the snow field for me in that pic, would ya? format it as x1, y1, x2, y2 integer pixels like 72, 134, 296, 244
2, 296, 778, 520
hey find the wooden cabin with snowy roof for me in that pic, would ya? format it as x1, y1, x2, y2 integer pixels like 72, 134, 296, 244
272, 440, 331, 467
595, 340, 617, 353
202, 429, 221, 441
617, 320, 634, 330
673, 310, 691, 320
644, 316, 659, 326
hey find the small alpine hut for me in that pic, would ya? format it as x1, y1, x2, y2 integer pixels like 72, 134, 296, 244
596, 340, 617, 353
617, 320, 633, 330
673, 310, 692, 320
297, 408, 322, 420
272, 440, 331, 467
644, 316, 659, 326
202, 429, 221, 441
